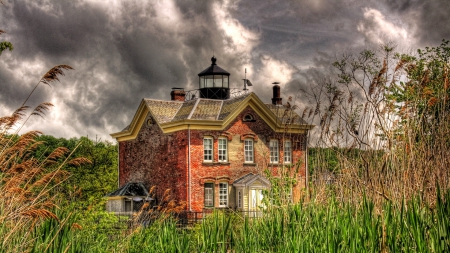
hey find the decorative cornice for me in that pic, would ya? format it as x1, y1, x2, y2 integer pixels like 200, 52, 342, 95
111, 93, 314, 142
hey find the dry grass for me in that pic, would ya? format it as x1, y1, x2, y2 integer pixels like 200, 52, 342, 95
306, 44, 450, 209
0, 65, 91, 251
131, 186, 186, 227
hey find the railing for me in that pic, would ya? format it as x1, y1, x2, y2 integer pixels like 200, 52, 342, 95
111, 209, 264, 228
184, 88, 249, 101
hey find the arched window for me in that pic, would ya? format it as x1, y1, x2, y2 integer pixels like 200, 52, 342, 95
243, 114, 254, 122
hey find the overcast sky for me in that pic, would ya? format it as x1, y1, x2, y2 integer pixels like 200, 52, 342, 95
1, 0, 449, 141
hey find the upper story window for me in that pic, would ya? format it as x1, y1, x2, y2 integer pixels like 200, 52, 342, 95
284, 140, 292, 164
218, 138, 227, 162
219, 182, 228, 207
244, 139, 254, 163
204, 137, 213, 162
270, 139, 279, 163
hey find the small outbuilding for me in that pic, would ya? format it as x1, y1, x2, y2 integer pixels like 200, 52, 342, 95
105, 182, 150, 214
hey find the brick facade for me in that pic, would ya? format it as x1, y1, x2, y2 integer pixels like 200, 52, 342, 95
119, 105, 307, 211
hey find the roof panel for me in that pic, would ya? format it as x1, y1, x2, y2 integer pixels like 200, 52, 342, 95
218, 94, 249, 120
172, 99, 197, 121
190, 100, 223, 120
265, 104, 309, 125
145, 99, 183, 124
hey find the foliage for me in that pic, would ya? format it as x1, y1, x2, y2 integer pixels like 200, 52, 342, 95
302, 41, 450, 206
0, 29, 13, 55
32, 135, 118, 205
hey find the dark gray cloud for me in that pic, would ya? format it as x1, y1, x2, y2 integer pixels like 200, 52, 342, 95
0, 0, 449, 140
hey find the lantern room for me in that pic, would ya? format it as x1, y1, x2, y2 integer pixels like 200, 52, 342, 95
198, 56, 230, 99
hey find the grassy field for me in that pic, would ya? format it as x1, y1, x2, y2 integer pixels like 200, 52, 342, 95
1, 193, 449, 252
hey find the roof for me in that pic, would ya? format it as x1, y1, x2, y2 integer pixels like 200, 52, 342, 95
105, 182, 149, 197
111, 92, 314, 141
233, 173, 271, 187
265, 103, 309, 125
145, 93, 251, 123
198, 56, 230, 76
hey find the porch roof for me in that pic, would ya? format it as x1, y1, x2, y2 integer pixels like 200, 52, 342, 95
105, 182, 149, 197
233, 173, 271, 188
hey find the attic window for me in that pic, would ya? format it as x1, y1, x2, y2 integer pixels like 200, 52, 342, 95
147, 118, 154, 126
243, 114, 254, 122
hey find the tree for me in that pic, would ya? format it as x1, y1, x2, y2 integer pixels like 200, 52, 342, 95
0, 29, 13, 55
33, 135, 118, 205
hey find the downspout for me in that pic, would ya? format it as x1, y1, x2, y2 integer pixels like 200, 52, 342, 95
188, 125, 192, 211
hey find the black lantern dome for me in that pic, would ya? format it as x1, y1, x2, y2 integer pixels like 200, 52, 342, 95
198, 56, 230, 99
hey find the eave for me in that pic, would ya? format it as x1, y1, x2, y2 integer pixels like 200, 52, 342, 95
111, 93, 314, 142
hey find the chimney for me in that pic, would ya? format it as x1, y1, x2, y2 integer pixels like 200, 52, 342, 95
171, 88, 186, 101
271, 84, 282, 105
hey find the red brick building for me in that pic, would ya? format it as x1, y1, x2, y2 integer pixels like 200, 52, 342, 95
107, 57, 313, 213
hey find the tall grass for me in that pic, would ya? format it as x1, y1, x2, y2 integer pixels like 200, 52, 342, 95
104, 190, 449, 252
304, 42, 450, 208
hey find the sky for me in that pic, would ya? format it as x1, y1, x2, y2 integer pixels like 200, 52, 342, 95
1, 0, 449, 142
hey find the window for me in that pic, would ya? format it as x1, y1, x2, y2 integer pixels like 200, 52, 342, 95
124, 199, 132, 212
238, 190, 242, 208
204, 138, 213, 162
244, 139, 254, 163
219, 183, 228, 207
284, 140, 292, 164
270, 139, 279, 163
218, 138, 227, 162
204, 183, 214, 207
243, 114, 254, 122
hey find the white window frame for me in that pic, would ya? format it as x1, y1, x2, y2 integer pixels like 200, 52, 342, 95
204, 183, 214, 207
218, 138, 227, 162
203, 137, 213, 162
244, 139, 254, 163
284, 140, 292, 164
219, 182, 228, 207
270, 139, 279, 163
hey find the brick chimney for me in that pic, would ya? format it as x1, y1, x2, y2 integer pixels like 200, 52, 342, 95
271, 84, 282, 105
171, 88, 186, 101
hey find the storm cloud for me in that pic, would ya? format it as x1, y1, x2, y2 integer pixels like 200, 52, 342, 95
0, 0, 449, 141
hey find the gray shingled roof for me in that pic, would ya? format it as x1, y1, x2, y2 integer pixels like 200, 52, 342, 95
105, 182, 149, 197
265, 104, 310, 125
233, 173, 270, 187
143, 93, 308, 126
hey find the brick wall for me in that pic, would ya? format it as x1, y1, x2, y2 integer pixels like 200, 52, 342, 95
119, 106, 307, 211
119, 113, 188, 204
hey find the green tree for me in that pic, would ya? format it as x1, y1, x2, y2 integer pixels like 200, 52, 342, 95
33, 135, 118, 205
0, 29, 13, 55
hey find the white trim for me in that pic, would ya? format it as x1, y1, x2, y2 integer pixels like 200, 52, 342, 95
269, 139, 279, 163
203, 137, 213, 162
216, 100, 224, 120
218, 137, 227, 162
219, 182, 228, 207
244, 139, 254, 163
284, 140, 292, 164
187, 98, 201, 119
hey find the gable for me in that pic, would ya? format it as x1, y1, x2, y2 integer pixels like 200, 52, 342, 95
111, 92, 314, 141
